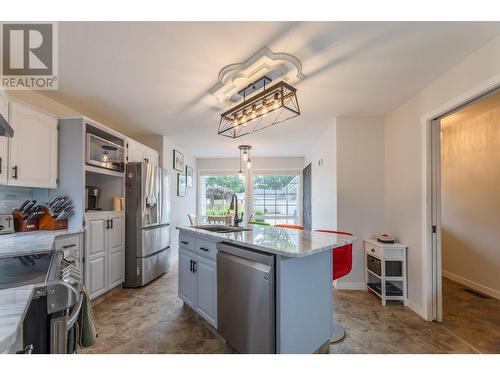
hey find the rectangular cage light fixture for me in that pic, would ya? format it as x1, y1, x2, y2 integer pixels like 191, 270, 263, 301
218, 80, 300, 139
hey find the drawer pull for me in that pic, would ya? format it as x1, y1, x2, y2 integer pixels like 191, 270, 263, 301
62, 244, 76, 249
181, 241, 189, 245
371, 249, 375, 253
199, 247, 209, 252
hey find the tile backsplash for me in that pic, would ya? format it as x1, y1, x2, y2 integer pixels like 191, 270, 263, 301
0, 186, 33, 213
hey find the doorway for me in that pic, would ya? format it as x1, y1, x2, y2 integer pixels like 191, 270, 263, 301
430, 88, 500, 353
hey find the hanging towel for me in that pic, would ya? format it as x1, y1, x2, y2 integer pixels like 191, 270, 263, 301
66, 288, 97, 353
78, 288, 97, 348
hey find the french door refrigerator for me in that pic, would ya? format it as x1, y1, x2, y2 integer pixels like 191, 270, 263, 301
124, 162, 171, 287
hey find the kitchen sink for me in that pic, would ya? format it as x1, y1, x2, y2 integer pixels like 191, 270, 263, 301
192, 225, 252, 233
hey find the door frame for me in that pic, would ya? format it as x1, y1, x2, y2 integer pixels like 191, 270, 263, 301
423, 75, 500, 321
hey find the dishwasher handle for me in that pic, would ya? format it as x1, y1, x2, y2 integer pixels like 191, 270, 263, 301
217, 242, 274, 266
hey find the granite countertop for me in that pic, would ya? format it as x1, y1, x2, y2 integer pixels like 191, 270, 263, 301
0, 286, 34, 353
177, 225, 355, 257
0, 229, 83, 258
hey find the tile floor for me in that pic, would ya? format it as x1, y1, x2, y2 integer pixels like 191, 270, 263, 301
80, 260, 499, 354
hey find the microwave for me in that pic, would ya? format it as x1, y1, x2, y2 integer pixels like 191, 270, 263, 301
86, 133, 125, 172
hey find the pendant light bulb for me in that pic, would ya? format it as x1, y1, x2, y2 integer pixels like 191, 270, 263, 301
243, 151, 248, 162
246, 160, 251, 169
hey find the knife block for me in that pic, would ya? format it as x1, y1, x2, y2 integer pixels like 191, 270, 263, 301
12, 209, 39, 232
38, 206, 68, 230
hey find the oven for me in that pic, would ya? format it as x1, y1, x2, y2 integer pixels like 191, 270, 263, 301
0, 247, 84, 354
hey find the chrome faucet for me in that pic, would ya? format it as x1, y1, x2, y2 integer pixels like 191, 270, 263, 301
229, 193, 243, 227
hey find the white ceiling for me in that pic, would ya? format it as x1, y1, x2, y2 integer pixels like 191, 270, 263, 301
40, 22, 500, 157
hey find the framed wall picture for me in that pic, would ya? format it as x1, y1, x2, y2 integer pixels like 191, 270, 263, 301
177, 173, 186, 197
173, 150, 184, 172
186, 166, 193, 188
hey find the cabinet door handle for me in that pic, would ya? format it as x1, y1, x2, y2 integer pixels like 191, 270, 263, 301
105, 219, 109, 229
371, 249, 375, 253
12, 165, 18, 179
0, 157, 2, 174
192, 261, 197, 273
181, 241, 189, 245
110, 219, 113, 229
189, 260, 192, 272
199, 247, 209, 252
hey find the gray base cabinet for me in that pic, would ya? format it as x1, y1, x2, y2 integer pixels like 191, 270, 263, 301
178, 249, 196, 307
178, 228, 334, 353
85, 211, 125, 299
178, 242, 217, 328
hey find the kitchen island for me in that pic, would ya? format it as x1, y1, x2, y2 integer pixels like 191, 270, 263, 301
177, 224, 355, 354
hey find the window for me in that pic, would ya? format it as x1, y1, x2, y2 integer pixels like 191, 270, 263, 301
252, 175, 299, 225
200, 175, 245, 222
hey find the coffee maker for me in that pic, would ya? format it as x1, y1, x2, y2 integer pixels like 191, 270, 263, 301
85, 186, 100, 211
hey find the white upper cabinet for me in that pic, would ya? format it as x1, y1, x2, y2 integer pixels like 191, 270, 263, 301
145, 147, 159, 166
127, 138, 146, 163
8, 101, 58, 188
127, 138, 159, 166
0, 93, 8, 185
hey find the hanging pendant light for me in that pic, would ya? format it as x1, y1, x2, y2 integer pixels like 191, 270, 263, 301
238, 145, 251, 174
219, 77, 300, 139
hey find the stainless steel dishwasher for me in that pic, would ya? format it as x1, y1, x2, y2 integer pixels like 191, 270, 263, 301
217, 242, 275, 354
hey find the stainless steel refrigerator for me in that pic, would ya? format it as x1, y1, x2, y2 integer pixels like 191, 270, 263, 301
124, 162, 170, 287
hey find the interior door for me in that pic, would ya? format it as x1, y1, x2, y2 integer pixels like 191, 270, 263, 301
430, 119, 442, 322
8, 101, 58, 188
0, 93, 8, 185
178, 249, 196, 308
108, 214, 125, 288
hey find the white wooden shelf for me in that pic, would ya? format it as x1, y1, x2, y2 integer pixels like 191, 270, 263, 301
365, 239, 408, 306
85, 164, 125, 178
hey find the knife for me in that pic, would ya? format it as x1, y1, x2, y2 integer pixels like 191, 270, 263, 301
49, 195, 62, 207
23, 200, 36, 214
18, 200, 31, 212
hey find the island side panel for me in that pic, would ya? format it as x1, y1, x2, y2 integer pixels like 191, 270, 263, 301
276, 250, 333, 354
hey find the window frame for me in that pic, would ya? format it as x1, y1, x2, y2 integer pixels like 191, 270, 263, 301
251, 170, 302, 226
197, 168, 303, 226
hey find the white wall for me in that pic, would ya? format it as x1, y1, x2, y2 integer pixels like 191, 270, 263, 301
384, 34, 500, 318
197, 157, 304, 172
304, 118, 385, 290
139, 136, 197, 258
336, 117, 385, 290
441, 102, 500, 299
304, 121, 337, 231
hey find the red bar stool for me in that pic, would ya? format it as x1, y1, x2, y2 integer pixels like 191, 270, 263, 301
274, 224, 304, 230
316, 230, 353, 343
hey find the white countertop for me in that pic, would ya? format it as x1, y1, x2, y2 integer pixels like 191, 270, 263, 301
0, 229, 83, 258
0, 286, 34, 353
177, 225, 355, 257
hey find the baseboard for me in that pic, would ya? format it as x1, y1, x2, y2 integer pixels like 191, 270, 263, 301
406, 299, 428, 320
443, 270, 500, 300
333, 280, 366, 290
